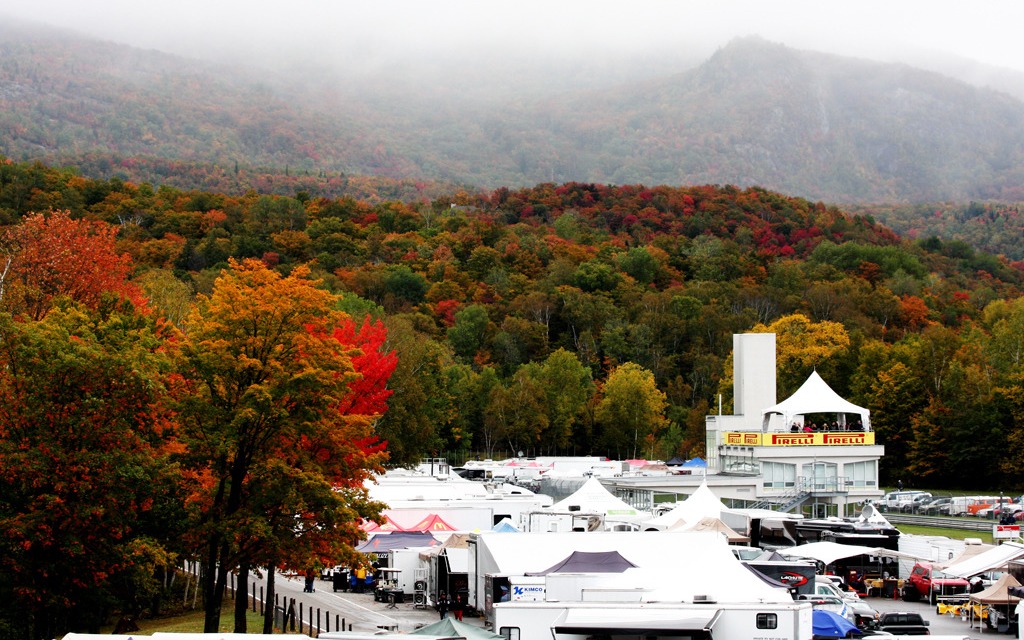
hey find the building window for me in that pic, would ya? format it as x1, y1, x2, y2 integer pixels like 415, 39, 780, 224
721, 453, 759, 475
499, 628, 520, 640
845, 460, 877, 488
802, 461, 838, 490
762, 461, 795, 488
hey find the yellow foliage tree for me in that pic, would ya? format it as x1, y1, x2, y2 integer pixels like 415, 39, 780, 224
752, 313, 851, 398
596, 362, 668, 460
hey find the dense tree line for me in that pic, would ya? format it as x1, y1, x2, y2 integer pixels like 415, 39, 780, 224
0, 209, 390, 637
3, 157, 1024, 634
852, 201, 1024, 262
3, 158, 1024, 477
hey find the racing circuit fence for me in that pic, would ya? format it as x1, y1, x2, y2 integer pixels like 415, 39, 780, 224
180, 560, 356, 638
883, 513, 997, 532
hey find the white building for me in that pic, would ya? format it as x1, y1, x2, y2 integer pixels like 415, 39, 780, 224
604, 333, 884, 517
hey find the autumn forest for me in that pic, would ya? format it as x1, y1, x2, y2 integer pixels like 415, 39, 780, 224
2, 154, 1024, 636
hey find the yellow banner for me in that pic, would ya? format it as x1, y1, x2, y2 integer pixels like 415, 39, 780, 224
723, 431, 875, 446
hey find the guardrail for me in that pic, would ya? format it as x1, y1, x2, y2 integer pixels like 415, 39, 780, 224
883, 513, 996, 532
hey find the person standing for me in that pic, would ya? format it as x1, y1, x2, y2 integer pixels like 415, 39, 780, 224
452, 592, 464, 621
435, 591, 450, 620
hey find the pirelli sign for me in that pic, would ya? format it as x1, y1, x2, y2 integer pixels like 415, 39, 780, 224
723, 432, 876, 446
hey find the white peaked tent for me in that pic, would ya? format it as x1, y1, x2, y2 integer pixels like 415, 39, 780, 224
550, 477, 648, 522
761, 370, 870, 431
643, 481, 728, 530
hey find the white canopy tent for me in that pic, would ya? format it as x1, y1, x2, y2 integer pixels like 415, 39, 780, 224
761, 370, 871, 431
777, 541, 925, 566
643, 481, 728, 530
548, 477, 649, 523
940, 541, 1024, 578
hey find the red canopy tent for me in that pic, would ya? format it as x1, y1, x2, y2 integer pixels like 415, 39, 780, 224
361, 514, 407, 532
409, 513, 457, 532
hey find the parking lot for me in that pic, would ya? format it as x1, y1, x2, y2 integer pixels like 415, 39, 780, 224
870, 594, 1009, 638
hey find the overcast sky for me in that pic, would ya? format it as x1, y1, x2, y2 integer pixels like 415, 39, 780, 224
4, 0, 1024, 75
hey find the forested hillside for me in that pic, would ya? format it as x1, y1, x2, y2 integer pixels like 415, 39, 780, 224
2, 157, 1023, 489
5, 11, 1024, 638
4, 155, 1024, 635
4, 23, 1024, 204
852, 201, 1024, 262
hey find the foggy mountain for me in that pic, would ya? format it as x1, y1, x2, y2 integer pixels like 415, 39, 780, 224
2, 21, 1024, 204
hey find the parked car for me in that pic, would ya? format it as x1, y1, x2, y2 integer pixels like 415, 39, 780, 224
901, 493, 937, 513
798, 593, 856, 624
876, 611, 931, 635
920, 496, 952, 515
880, 490, 931, 511
902, 561, 969, 604
814, 577, 876, 626
976, 503, 1021, 518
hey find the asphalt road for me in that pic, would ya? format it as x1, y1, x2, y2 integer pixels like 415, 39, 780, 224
233, 570, 1001, 638
870, 594, 1007, 639
238, 572, 471, 635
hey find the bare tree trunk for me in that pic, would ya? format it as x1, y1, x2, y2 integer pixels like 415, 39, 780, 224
234, 561, 249, 632
263, 565, 277, 634
202, 537, 223, 632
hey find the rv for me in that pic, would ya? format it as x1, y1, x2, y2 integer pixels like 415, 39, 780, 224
492, 600, 813, 640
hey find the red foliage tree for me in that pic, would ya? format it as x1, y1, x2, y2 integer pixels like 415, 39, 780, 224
330, 316, 398, 418
1, 210, 141, 320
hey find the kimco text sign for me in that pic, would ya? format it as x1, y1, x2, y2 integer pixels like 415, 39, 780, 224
723, 432, 876, 446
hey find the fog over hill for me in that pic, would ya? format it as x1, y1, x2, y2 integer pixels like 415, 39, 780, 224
2, 15, 1024, 204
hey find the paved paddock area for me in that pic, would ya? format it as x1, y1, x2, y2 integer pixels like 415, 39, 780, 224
283, 574, 1008, 638
869, 594, 1011, 639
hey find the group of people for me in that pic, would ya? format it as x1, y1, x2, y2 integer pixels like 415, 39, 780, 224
327, 565, 468, 621
434, 590, 465, 621
790, 419, 866, 433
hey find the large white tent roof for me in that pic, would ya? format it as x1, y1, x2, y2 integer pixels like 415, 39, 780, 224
474, 531, 792, 604
643, 481, 727, 529
761, 370, 870, 430
549, 477, 648, 521
777, 541, 925, 566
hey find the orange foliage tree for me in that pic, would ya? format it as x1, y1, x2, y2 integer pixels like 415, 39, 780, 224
176, 259, 388, 632
0, 210, 140, 320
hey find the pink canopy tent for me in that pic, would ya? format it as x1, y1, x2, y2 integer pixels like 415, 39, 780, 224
409, 514, 458, 532
360, 514, 406, 532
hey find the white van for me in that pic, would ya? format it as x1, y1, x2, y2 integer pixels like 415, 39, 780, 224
882, 490, 930, 510
947, 495, 1001, 516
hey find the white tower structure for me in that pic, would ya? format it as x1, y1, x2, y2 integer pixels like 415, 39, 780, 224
732, 333, 776, 420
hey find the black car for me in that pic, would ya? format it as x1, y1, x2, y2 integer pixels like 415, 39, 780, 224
876, 611, 931, 635
920, 496, 952, 515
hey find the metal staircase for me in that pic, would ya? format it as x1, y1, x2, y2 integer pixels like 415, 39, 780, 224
751, 488, 810, 512
751, 476, 849, 512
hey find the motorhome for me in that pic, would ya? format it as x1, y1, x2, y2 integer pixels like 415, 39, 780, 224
468, 531, 712, 620
469, 530, 806, 635
492, 599, 813, 640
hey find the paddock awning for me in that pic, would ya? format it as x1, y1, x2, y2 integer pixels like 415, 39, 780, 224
941, 542, 1024, 578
